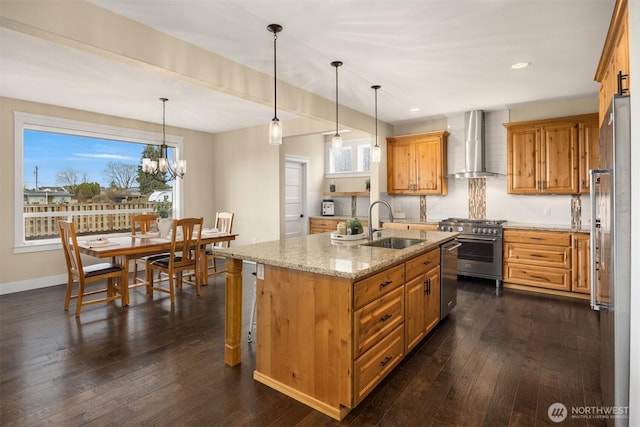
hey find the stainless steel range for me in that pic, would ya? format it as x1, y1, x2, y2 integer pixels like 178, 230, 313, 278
438, 218, 507, 286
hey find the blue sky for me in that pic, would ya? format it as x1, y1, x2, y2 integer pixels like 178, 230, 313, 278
24, 130, 149, 188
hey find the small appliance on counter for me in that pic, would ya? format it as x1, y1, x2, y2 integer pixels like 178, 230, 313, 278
321, 199, 335, 216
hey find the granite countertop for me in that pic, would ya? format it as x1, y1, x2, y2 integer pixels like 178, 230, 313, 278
503, 222, 590, 233
309, 215, 369, 221
382, 218, 440, 225
213, 229, 458, 280
385, 218, 591, 233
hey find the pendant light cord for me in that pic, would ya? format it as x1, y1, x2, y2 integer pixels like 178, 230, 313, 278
335, 64, 339, 136
374, 88, 378, 146
331, 61, 342, 137
372, 85, 380, 147
162, 98, 166, 145
273, 31, 278, 120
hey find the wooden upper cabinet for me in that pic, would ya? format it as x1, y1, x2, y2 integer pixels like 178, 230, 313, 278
507, 125, 539, 193
387, 131, 448, 195
541, 122, 578, 194
505, 114, 597, 195
578, 116, 600, 193
387, 139, 413, 192
595, 0, 630, 125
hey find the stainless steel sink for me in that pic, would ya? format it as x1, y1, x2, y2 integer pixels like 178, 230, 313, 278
361, 237, 424, 249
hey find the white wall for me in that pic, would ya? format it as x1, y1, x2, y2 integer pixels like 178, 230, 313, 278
210, 124, 280, 245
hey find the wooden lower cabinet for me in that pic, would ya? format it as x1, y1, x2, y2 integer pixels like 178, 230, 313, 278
409, 223, 438, 231
572, 233, 591, 294
404, 249, 440, 352
254, 248, 444, 420
310, 217, 368, 234
503, 229, 590, 298
381, 222, 438, 231
353, 325, 404, 405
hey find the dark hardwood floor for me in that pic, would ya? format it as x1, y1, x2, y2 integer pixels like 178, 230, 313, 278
0, 263, 604, 426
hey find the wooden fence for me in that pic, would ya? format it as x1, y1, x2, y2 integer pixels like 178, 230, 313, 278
24, 202, 156, 240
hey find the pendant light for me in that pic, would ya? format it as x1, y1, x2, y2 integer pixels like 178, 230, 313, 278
268, 24, 283, 145
141, 98, 186, 182
331, 61, 343, 151
371, 85, 381, 163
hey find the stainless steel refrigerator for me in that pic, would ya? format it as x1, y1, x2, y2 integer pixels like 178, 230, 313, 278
590, 95, 631, 426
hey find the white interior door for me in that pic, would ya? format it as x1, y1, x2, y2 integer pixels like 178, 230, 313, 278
284, 159, 307, 238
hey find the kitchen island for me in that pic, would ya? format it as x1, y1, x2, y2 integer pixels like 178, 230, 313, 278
214, 229, 457, 420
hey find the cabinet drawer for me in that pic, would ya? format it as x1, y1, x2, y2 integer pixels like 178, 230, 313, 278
354, 286, 404, 358
504, 263, 571, 291
382, 222, 409, 230
408, 224, 438, 231
309, 218, 338, 229
503, 229, 570, 246
405, 249, 440, 281
504, 242, 571, 269
354, 264, 404, 310
353, 325, 404, 405
310, 228, 326, 234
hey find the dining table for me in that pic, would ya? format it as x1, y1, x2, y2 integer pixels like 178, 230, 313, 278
77, 230, 237, 306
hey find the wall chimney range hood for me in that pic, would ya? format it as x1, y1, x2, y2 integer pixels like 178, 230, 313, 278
451, 110, 500, 178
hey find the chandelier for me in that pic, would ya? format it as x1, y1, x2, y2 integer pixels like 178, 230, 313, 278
141, 97, 186, 182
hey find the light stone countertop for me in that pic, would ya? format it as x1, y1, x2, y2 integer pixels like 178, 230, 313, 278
503, 222, 590, 233
213, 229, 458, 280
386, 219, 591, 233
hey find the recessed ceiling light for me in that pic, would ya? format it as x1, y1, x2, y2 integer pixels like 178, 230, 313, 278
410, 107, 421, 112
511, 62, 531, 70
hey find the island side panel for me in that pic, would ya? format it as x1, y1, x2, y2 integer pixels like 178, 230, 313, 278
255, 265, 354, 413
224, 257, 243, 366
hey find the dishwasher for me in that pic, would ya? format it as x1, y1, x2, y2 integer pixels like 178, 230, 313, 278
440, 240, 461, 319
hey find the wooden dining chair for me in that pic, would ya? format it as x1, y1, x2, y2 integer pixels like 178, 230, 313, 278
147, 217, 203, 304
205, 212, 234, 281
130, 213, 167, 290
58, 220, 127, 317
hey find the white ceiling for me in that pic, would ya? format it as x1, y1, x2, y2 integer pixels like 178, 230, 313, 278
0, 0, 614, 134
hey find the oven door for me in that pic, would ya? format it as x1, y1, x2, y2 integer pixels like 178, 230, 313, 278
456, 235, 502, 280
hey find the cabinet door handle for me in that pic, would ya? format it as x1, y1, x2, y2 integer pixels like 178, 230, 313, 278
380, 314, 392, 323
380, 356, 393, 367
380, 280, 393, 288
424, 278, 431, 294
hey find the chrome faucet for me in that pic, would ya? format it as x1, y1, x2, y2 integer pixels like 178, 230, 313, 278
368, 200, 394, 240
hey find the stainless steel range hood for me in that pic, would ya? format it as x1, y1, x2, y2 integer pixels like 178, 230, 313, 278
451, 110, 500, 178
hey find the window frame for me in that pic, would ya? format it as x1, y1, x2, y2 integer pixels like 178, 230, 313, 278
324, 137, 372, 178
14, 112, 184, 254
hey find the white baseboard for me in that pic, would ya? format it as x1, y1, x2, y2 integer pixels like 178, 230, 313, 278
0, 274, 67, 295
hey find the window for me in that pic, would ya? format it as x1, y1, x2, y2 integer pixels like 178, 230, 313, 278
325, 138, 371, 177
14, 112, 183, 253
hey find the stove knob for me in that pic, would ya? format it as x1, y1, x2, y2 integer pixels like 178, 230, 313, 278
492, 229, 498, 235
457, 226, 464, 232
471, 227, 477, 233
482, 228, 488, 234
